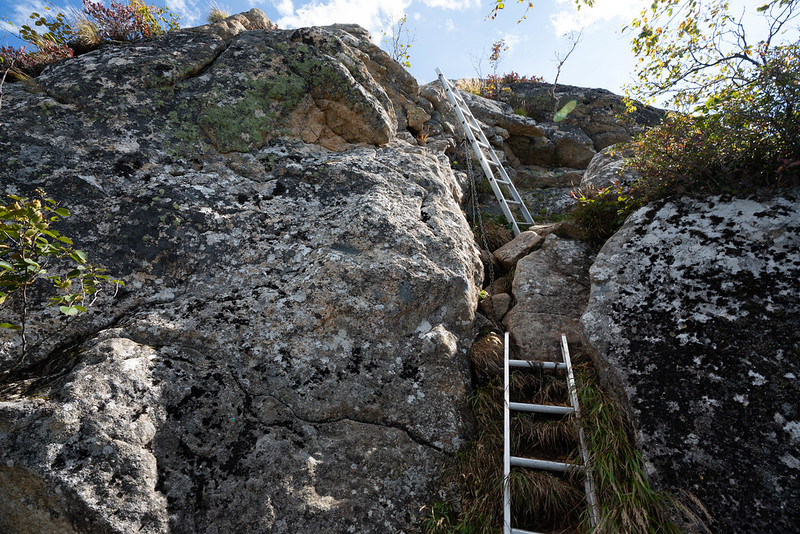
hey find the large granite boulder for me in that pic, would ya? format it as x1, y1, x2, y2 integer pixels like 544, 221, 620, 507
582, 193, 800, 531
504, 235, 595, 361
580, 144, 640, 191
501, 82, 664, 151
0, 13, 481, 533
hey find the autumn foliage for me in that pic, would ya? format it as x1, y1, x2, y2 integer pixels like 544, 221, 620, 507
0, 1, 180, 80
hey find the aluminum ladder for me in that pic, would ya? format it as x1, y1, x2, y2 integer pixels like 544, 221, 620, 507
436, 67, 535, 236
502, 331, 600, 533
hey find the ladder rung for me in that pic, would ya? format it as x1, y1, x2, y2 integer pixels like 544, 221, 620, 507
509, 402, 574, 415
509, 359, 568, 370
476, 141, 491, 150
494, 179, 511, 186
511, 529, 547, 534
510, 456, 583, 473
507, 200, 521, 205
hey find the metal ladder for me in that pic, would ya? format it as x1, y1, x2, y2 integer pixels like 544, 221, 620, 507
503, 331, 600, 533
436, 67, 535, 236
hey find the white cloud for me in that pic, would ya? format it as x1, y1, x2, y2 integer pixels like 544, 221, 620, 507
165, 0, 203, 27
274, 0, 296, 17
422, 0, 479, 9
550, 0, 647, 36
412, 12, 421, 20
444, 18, 455, 32
276, 0, 412, 40
502, 32, 520, 52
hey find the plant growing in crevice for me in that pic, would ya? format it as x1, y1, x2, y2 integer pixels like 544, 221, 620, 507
575, 361, 712, 532
206, 2, 229, 23
0, 191, 123, 363
569, 183, 640, 248
381, 13, 415, 69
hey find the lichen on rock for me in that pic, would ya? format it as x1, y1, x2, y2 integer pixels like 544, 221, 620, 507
0, 11, 481, 533
582, 192, 800, 531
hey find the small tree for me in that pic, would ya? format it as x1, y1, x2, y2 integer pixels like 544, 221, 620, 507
623, 0, 800, 193
381, 13, 415, 69
0, 191, 123, 362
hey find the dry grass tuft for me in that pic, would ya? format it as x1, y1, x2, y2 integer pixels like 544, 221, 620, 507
207, 3, 229, 23
481, 217, 513, 252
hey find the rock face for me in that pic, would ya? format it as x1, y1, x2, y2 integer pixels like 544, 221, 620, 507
417, 80, 663, 220
0, 13, 481, 533
501, 82, 664, 151
580, 145, 640, 191
504, 235, 595, 361
582, 193, 800, 531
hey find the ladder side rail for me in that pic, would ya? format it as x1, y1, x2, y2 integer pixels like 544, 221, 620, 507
503, 331, 512, 534
436, 83, 533, 227
561, 334, 601, 528
491, 162, 534, 226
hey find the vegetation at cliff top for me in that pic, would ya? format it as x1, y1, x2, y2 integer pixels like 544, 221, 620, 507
570, 0, 800, 248
0, 0, 180, 81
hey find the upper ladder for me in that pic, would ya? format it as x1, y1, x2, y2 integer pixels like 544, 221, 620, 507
436, 67, 535, 236
503, 332, 600, 533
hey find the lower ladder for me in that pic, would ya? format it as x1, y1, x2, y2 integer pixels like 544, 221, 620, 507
503, 332, 600, 533
436, 67, 534, 236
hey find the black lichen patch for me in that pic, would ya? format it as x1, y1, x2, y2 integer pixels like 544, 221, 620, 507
591, 195, 800, 532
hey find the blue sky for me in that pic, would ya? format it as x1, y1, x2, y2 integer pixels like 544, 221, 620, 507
0, 0, 779, 100
0, 0, 652, 95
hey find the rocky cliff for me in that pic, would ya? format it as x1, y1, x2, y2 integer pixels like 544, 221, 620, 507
2, 8, 798, 533
0, 11, 480, 533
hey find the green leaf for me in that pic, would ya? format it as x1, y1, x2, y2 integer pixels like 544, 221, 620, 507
0, 261, 12, 271
0, 322, 21, 330
54, 208, 70, 217
70, 250, 88, 264
59, 305, 81, 316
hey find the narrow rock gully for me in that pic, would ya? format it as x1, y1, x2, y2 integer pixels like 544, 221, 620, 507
469, 218, 597, 533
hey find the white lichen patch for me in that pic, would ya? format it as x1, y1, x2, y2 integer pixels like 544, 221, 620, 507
784, 421, 800, 443
748, 370, 767, 386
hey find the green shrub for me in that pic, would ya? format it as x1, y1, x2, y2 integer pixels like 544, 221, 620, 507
623, 1, 800, 198
570, 184, 640, 248
0, 191, 123, 362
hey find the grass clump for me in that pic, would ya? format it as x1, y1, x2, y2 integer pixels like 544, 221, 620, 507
575, 362, 712, 532
206, 3, 228, 23
422, 335, 705, 533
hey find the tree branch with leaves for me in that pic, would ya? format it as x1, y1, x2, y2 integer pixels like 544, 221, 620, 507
0, 191, 123, 363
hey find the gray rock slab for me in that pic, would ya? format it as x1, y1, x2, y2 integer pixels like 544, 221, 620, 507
580, 144, 640, 191
493, 230, 545, 271
582, 193, 800, 532
0, 15, 482, 533
504, 235, 594, 361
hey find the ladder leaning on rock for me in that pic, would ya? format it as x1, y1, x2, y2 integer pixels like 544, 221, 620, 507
502, 331, 600, 533
436, 67, 535, 236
